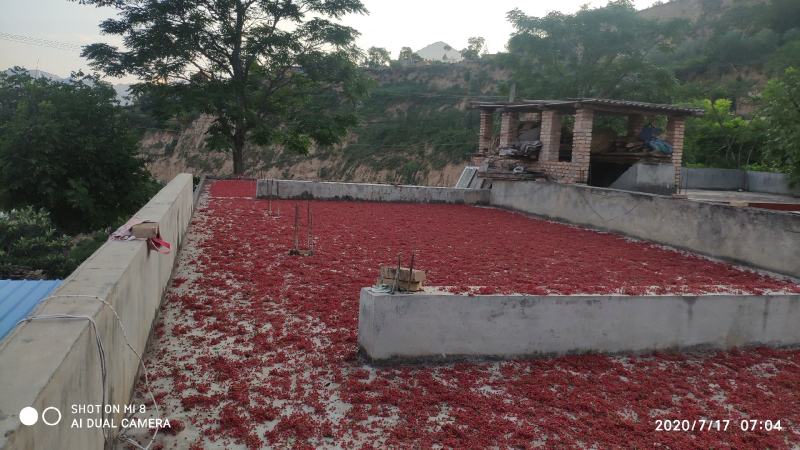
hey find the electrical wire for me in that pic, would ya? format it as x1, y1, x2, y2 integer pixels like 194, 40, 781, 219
15, 294, 162, 450
16, 314, 109, 442
0, 32, 84, 52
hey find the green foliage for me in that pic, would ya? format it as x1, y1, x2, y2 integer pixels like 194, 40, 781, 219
263, 64, 492, 185
461, 37, 486, 61
77, 0, 369, 175
0, 70, 159, 233
364, 47, 391, 69
398, 47, 423, 65
68, 231, 108, 269
684, 99, 766, 169
0, 207, 72, 279
497, 0, 800, 179
318, 83, 479, 182
767, 38, 800, 75
504, 0, 679, 102
759, 67, 800, 184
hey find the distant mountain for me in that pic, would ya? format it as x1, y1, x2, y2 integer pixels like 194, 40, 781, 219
3, 68, 131, 104
3, 68, 64, 82
415, 42, 463, 63
640, 0, 766, 21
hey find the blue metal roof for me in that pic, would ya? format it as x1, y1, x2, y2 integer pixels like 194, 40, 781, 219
0, 280, 61, 341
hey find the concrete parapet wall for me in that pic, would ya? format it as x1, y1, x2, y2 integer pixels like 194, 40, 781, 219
489, 180, 800, 278
683, 168, 800, 195
358, 288, 800, 361
256, 179, 490, 204
609, 167, 799, 196
610, 162, 675, 195
0, 174, 194, 450
683, 167, 746, 191
747, 171, 800, 196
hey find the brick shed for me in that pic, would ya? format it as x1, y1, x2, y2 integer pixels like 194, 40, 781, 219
472, 99, 704, 193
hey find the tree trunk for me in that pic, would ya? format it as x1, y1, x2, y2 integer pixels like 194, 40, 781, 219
232, 130, 246, 175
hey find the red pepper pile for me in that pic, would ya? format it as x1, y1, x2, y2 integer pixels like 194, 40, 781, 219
131, 180, 800, 449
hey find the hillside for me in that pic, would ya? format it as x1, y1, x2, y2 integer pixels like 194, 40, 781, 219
140, 0, 800, 183
142, 61, 509, 186
640, 0, 765, 21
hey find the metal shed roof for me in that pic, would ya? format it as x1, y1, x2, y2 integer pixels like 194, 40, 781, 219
0, 279, 61, 341
472, 98, 704, 117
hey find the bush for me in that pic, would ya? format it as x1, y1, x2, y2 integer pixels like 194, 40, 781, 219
0, 69, 160, 233
0, 207, 72, 279
68, 231, 108, 269
684, 99, 766, 169
759, 67, 800, 184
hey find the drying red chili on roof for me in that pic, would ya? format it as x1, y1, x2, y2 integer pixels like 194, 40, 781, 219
126, 180, 800, 449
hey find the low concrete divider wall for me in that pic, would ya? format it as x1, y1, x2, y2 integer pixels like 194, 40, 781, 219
683, 168, 747, 191
609, 162, 675, 195
358, 288, 800, 361
256, 179, 490, 204
683, 168, 800, 195
747, 171, 800, 195
600, 166, 799, 196
0, 174, 194, 450
489, 180, 800, 278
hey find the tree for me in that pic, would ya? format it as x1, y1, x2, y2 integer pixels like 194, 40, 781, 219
0, 70, 158, 233
504, 1, 679, 102
76, 0, 370, 175
461, 37, 486, 60
398, 47, 423, 65
364, 47, 391, 69
683, 98, 765, 169
759, 67, 800, 183
0, 207, 72, 279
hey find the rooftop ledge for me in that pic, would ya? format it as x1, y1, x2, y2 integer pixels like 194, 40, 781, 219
0, 174, 194, 450
358, 288, 800, 363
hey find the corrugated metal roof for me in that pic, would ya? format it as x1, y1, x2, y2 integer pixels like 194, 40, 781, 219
0, 280, 61, 341
573, 98, 705, 116
472, 98, 705, 116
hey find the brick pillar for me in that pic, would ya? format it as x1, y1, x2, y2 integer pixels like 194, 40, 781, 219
571, 108, 594, 183
540, 110, 562, 161
498, 111, 518, 148
666, 116, 686, 194
478, 110, 494, 154
627, 114, 645, 140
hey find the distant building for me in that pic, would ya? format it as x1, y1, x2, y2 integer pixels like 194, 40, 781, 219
415, 41, 463, 63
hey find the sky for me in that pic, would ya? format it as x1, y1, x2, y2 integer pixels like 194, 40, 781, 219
0, 0, 661, 83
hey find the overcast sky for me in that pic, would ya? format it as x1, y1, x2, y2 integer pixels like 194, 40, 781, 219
1, 0, 660, 82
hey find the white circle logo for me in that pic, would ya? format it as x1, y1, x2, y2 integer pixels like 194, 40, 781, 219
42, 407, 62, 426
19, 407, 38, 426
